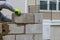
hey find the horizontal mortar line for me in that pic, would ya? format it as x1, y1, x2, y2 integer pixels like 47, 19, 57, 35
24, 33, 42, 34
0, 33, 25, 35
0, 33, 42, 35
0, 22, 41, 24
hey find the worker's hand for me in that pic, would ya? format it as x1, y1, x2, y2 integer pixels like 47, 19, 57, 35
14, 9, 21, 16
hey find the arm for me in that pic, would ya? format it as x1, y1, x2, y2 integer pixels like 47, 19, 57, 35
0, 1, 21, 16
3, 2, 15, 12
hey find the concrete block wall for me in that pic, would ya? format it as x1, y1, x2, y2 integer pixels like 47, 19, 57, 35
13, 13, 43, 24
28, 0, 60, 40
40, 12, 60, 20
52, 12, 60, 20
0, 13, 43, 40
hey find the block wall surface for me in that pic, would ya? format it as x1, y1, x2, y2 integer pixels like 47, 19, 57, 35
0, 13, 43, 40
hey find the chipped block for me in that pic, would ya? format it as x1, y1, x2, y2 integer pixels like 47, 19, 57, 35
2, 23, 10, 36
34, 13, 43, 24
3, 35, 15, 40
26, 24, 42, 33
13, 13, 34, 23
8, 24, 24, 34
16, 35, 33, 40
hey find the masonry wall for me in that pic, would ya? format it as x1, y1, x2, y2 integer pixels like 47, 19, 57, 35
0, 13, 43, 40
1, 0, 60, 40
28, 0, 60, 40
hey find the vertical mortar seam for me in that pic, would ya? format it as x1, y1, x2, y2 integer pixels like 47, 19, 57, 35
33, 34, 35, 40
15, 35, 16, 40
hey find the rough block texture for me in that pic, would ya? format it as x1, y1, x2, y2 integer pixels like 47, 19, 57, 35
28, 0, 35, 5
26, 24, 42, 33
52, 13, 60, 20
3, 35, 15, 40
13, 13, 34, 23
0, 13, 43, 40
16, 35, 33, 40
28, 5, 39, 13
2, 23, 10, 35
34, 34, 42, 40
8, 24, 24, 34
36, 0, 40, 5
41, 13, 51, 20
35, 13, 43, 24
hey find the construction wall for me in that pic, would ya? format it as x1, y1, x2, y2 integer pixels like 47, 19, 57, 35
0, 0, 43, 40
0, 13, 43, 40
1, 0, 60, 40
27, 0, 60, 40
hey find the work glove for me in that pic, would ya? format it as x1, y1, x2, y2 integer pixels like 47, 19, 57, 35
14, 9, 21, 16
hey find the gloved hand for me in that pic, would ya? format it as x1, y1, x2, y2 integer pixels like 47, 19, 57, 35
14, 9, 21, 16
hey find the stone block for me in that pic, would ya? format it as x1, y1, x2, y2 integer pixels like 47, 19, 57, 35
16, 35, 33, 40
26, 24, 42, 33
52, 13, 60, 20
34, 13, 43, 24
27, 0, 35, 5
28, 5, 39, 13
42, 13, 51, 20
8, 24, 24, 34
34, 34, 42, 40
3, 35, 15, 40
13, 13, 34, 23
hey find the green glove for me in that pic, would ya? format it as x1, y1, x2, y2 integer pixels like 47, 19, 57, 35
14, 9, 21, 16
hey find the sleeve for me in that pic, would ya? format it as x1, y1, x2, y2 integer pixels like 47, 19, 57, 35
3, 2, 15, 12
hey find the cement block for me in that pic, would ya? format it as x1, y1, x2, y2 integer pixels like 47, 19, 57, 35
52, 13, 60, 20
26, 24, 42, 33
34, 13, 43, 24
16, 35, 33, 40
36, 0, 40, 5
3, 35, 15, 40
28, 0, 35, 5
28, 5, 39, 13
8, 24, 24, 34
13, 13, 34, 23
42, 13, 51, 20
34, 34, 42, 40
